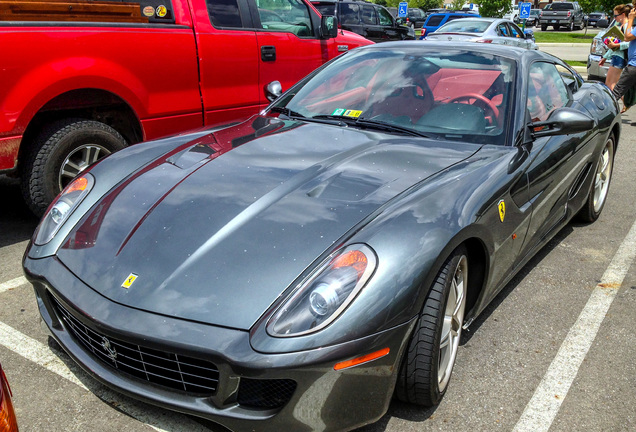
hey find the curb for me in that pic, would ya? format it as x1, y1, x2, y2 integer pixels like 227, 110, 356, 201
537, 43, 589, 47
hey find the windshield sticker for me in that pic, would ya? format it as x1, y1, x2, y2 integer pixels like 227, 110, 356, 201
156, 5, 168, 17
143, 6, 155, 17
332, 109, 362, 118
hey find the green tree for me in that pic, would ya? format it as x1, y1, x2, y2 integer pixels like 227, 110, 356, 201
451, 0, 464, 10
383, 0, 443, 10
475, 0, 511, 18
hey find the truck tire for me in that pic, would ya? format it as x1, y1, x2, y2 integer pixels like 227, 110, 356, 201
553, 24, 560, 30
568, 20, 574, 31
21, 118, 127, 217
541, 24, 547, 31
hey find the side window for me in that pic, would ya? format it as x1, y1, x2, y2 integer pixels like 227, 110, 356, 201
527, 62, 570, 122
509, 23, 523, 38
556, 64, 583, 93
207, 0, 244, 28
361, 5, 377, 25
341, 4, 361, 25
497, 23, 509, 36
378, 7, 393, 26
255, 0, 313, 36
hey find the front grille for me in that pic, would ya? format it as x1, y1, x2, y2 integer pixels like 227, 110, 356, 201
51, 296, 219, 395
238, 378, 297, 409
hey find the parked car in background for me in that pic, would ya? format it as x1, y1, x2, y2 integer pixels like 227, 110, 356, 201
421, 18, 538, 50
587, 11, 608, 27
312, 0, 415, 41
525, 9, 541, 27
0, 362, 19, 432
0, 0, 371, 217
503, 4, 519, 23
406, 7, 427, 28
420, 11, 479, 38
587, 19, 613, 80
539, 1, 585, 31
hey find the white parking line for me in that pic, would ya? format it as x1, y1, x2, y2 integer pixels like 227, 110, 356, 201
0, 276, 27, 294
0, 321, 212, 432
513, 219, 636, 432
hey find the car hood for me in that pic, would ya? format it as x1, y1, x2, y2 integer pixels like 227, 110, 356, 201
57, 116, 480, 330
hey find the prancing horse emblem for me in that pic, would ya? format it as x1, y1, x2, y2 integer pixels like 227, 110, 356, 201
101, 336, 118, 361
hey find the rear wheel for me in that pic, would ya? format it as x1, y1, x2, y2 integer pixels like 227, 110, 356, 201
21, 118, 127, 216
554, 24, 560, 30
568, 20, 574, 31
395, 246, 468, 406
578, 133, 615, 222
541, 24, 547, 31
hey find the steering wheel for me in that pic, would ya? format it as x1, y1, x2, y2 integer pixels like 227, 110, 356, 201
447, 93, 499, 125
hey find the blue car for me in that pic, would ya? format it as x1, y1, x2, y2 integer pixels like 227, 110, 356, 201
420, 11, 480, 38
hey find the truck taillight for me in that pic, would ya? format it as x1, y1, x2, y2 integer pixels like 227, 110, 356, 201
567, 11, 571, 17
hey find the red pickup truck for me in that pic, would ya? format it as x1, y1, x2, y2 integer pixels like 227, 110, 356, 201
0, 0, 370, 215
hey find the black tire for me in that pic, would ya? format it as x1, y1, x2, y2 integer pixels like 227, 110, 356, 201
395, 245, 469, 406
541, 24, 547, 31
554, 24, 560, 31
21, 118, 127, 217
577, 133, 615, 222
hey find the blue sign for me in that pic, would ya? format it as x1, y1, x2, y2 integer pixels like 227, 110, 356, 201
398, 2, 408, 18
519, 2, 532, 19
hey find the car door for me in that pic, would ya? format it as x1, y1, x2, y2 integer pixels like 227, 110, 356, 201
253, 0, 331, 106
360, 4, 382, 41
518, 61, 596, 258
507, 22, 531, 49
193, 0, 260, 126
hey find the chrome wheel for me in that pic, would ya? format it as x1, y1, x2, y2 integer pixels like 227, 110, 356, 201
593, 139, 613, 213
438, 255, 467, 391
58, 144, 111, 190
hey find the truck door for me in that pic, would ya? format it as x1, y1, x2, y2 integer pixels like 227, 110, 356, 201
252, 0, 332, 108
192, 0, 260, 127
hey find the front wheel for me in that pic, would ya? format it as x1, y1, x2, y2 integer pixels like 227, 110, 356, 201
21, 118, 127, 217
395, 246, 468, 406
578, 133, 615, 222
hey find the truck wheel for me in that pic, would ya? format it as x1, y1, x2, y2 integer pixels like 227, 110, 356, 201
553, 24, 560, 31
568, 20, 574, 31
395, 245, 468, 406
21, 118, 127, 217
541, 24, 547, 31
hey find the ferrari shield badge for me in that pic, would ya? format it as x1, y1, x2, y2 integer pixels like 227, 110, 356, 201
122, 273, 138, 289
498, 199, 506, 223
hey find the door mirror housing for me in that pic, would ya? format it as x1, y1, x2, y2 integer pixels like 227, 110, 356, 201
320, 15, 338, 39
265, 81, 282, 102
530, 107, 594, 139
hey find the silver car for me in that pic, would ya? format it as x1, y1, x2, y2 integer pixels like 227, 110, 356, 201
587, 20, 613, 81
422, 17, 538, 50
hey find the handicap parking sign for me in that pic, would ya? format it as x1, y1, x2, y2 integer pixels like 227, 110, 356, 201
519, 2, 532, 19
398, 2, 408, 18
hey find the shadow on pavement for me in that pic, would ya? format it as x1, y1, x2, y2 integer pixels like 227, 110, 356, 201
0, 175, 39, 248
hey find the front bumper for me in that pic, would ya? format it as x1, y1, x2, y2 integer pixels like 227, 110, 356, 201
24, 255, 415, 432
587, 54, 609, 80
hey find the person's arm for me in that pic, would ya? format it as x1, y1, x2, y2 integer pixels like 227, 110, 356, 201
624, 10, 636, 41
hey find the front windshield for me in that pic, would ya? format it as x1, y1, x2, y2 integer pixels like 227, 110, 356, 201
437, 19, 490, 33
270, 48, 516, 145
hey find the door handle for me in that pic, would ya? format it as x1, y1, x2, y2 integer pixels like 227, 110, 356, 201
261, 46, 276, 62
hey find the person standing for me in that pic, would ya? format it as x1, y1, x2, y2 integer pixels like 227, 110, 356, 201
612, 7, 636, 110
601, 5, 632, 92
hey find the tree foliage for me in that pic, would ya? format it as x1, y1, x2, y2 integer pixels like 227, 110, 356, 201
381, 0, 444, 10
475, 0, 511, 18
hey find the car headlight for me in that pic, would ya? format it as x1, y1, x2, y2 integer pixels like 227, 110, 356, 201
34, 174, 94, 245
267, 244, 377, 337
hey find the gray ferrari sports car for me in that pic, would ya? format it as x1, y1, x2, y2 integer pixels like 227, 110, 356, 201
24, 42, 620, 431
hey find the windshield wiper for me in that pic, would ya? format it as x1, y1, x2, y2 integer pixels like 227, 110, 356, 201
313, 115, 436, 139
269, 106, 306, 118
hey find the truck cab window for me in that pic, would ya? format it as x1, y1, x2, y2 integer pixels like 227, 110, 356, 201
255, 0, 313, 36
207, 0, 244, 28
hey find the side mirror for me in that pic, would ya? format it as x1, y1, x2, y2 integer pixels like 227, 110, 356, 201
320, 15, 338, 39
265, 81, 282, 102
597, 18, 609, 28
524, 30, 535, 40
530, 107, 594, 139
396, 17, 405, 25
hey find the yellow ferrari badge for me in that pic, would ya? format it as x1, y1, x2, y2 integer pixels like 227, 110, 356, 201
498, 199, 506, 223
122, 273, 138, 289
